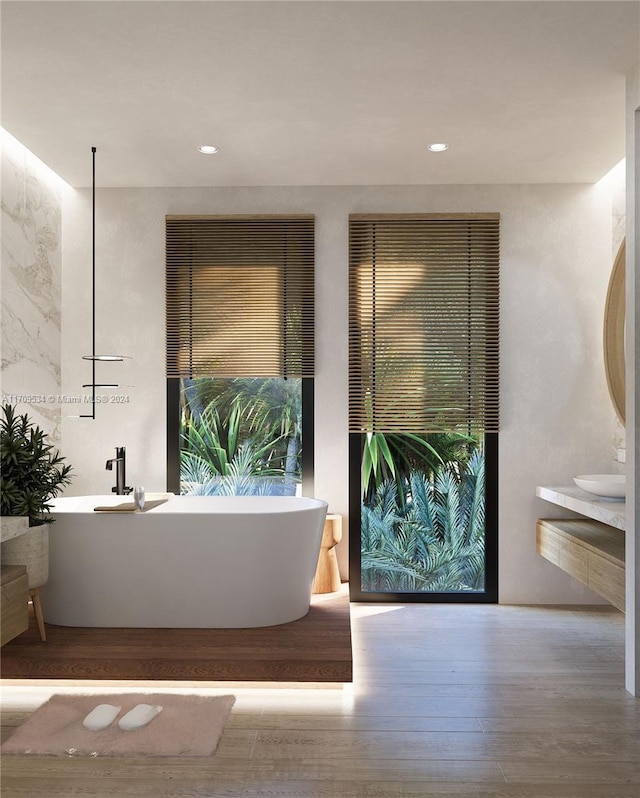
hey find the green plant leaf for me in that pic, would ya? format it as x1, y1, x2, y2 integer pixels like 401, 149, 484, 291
360, 445, 485, 593
0, 403, 73, 525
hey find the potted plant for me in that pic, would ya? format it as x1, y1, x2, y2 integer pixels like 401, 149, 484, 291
1, 403, 73, 641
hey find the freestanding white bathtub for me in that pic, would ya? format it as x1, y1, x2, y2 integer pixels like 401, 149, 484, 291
42, 494, 327, 628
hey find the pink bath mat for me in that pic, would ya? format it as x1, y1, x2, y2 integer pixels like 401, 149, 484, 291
1, 693, 235, 757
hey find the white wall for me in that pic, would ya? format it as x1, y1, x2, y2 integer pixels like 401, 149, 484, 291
625, 58, 640, 694
61, 182, 618, 604
1, 131, 64, 444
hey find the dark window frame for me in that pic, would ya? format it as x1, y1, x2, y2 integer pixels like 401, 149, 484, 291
348, 213, 499, 603
349, 431, 498, 603
165, 214, 316, 496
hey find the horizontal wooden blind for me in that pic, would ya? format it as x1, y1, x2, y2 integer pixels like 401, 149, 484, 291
166, 215, 314, 378
349, 214, 499, 434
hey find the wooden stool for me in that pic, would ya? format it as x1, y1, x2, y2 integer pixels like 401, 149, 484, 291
312, 514, 343, 594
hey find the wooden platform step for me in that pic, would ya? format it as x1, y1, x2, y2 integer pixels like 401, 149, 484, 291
0, 588, 352, 682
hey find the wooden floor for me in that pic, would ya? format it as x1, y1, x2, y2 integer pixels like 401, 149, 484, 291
0, 589, 352, 682
2, 601, 639, 797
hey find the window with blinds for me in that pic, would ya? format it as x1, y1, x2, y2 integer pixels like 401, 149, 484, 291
349, 214, 499, 434
166, 215, 315, 378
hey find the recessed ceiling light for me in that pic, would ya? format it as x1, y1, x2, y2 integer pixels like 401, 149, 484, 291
198, 145, 219, 155
428, 143, 449, 152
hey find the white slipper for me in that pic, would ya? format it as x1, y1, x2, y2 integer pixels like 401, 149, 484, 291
118, 703, 163, 731
82, 703, 122, 731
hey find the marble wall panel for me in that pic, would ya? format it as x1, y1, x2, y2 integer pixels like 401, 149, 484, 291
1, 133, 63, 444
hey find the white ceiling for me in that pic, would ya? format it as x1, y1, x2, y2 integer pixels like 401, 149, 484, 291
2, 1, 638, 188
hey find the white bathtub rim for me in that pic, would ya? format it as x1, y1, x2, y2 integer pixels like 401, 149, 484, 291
50, 494, 329, 515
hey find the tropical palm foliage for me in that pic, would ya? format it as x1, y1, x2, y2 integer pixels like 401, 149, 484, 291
179, 377, 302, 495
361, 448, 485, 592
361, 429, 478, 503
181, 443, 282, 496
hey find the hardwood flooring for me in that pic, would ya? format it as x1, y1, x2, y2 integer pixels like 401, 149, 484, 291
0, 589, 352, 683
2, 601, 639, 797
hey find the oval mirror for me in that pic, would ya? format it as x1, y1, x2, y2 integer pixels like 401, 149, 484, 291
603, 239, 625, 424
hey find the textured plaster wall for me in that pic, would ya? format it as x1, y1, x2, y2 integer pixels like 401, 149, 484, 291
624, 59, 640, 694
1, 132, 64, 444
61, 182, 617, 604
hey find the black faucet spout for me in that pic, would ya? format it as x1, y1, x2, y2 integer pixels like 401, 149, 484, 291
106, 447, 133, 495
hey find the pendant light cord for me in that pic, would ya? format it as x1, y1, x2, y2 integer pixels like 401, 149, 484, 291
80, 146, 128, 416
81, 146, 97, 418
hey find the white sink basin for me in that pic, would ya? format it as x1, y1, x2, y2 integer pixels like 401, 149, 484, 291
573, 474, 625, 500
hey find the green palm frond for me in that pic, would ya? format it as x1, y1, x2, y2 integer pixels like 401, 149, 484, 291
219, 443, 266, 495
360, 446, 486, 593
180, 377, 302, 492
181, 443, 284, 496
360, 429, 479, 503
466, 449, 486, 547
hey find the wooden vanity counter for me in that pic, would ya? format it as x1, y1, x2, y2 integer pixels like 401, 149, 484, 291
536, 517, 624, 611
